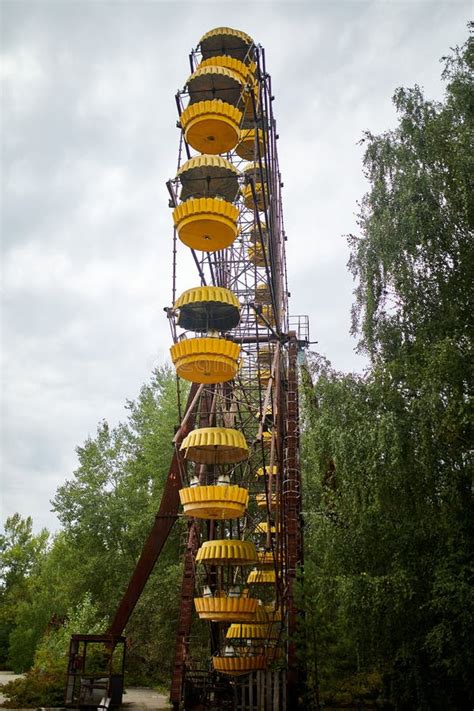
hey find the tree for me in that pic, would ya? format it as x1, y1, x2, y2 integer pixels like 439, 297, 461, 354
0, 515, 49, 671
5, 531, 88, 673
347, 31, 473, 705
49, 365, 185, 679
302, 29, 473, 710
0, 514, 49, 596
0, 594, 107, 708
1, 365, 185, 686
51, 366, 183, 613
349, 31, 472, 363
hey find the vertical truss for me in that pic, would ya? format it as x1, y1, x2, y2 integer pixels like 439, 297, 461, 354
168, 30, 307, 710
64, 26, 308, 711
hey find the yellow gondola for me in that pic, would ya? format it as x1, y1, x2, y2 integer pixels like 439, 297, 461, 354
174, 285, 240, 332
226, 623, 270, 640
173, 196, 239, 252
235, 128, 265, 161
170, 337, 240, 383
227, 619, 280, 642
254, 521, 279, 535
247, 569, 277, 585
249, 223, 268, 245
198, 56, 256, 85
196, 539, 258, 565
177, 155, 240, 202
257, 550, 279, 566
242, 162, 267, 210
265, 604, 282, 622
255, 283, 272, 304
194, 596, 258, 622
258, 305, 275, 326
256, 465, 278, 477
179, 485, 248, 519
180, 427, 249, 464
258, 365, 272, 382
255, 493, 279, 509
242, 182, 265, 211
247, 242, 267, 267
187, 65, 244, 107
256, 345, 274, 365
180, 99, 242, 155
241, 84, 260, 126
199, 27, 254, 64
212, 654, 266, 675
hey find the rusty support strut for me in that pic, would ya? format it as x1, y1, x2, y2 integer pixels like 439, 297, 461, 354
284, 332, 304, 707
170, 520, 200, 708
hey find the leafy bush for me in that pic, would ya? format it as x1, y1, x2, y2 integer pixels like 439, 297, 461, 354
0, 669, 64, 708
0, 593, 106, 708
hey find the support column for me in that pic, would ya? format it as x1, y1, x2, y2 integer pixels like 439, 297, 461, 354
284, 332, 303, 707
170, 520, 200, 708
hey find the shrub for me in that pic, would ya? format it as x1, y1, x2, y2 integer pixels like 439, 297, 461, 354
0, 593, 106, 708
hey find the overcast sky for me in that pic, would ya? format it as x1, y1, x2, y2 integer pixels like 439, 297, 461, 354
1, 0, 470, 534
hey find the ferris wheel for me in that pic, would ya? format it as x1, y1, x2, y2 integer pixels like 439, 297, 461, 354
64, 25, 308, 711
167, 26, 307, 710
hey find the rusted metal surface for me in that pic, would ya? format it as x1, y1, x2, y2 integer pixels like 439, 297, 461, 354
284, 332, 304, 707
65, 634, 126, 708
170, 521, 200, 707
170, 386, 215, 709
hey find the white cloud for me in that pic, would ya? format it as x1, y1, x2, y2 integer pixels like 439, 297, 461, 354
0, 45, 47, 114
0, 0, 470, 532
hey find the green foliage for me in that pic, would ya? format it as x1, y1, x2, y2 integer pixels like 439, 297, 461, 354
126, 558, 184, 685
0, 669, 65, 709
301, 30, 473, 711
0, 515, 49, 592
0, 515, 49, 671
35, 593, 106, 674
50, 365, 183, 619
302, 354, 473, 707
348, 31, 472, 362
0, 594, 106, 708
1, 366, 184, 688
52, 365, 184, 676
4, 530, 94, 674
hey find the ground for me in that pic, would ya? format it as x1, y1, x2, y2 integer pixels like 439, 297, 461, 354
0, 672, 171, 710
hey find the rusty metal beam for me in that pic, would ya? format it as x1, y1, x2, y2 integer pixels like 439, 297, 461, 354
284, 332, 304, 707
170, 520, 200, 708
170, 386, 214, 708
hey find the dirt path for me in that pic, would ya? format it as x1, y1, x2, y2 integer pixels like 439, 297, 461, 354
121, 686, 171, 710
0, 673, 171, 710
0, 673, 20, 704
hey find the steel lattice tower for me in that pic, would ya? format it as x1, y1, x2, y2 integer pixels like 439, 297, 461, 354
64, 25, 308, 711
166, 27, 307, 710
